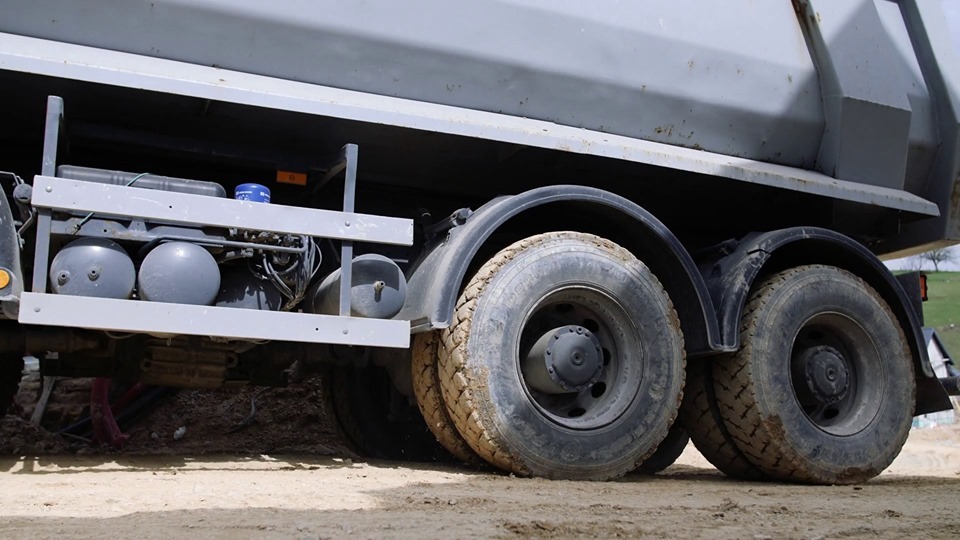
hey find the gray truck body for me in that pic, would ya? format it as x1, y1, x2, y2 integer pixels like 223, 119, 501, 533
1, 0, 959, 255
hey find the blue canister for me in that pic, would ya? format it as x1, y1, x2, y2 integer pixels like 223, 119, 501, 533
235, 183, 271, 203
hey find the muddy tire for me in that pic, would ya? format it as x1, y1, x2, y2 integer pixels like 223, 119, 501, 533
438, 232, 685, 480
636, 422, 690, 474
1, 354, 23, 415
411, 332, 484, 466
328, 363, 451, 462
714, 265, 915, 484
678, 358, 766, 480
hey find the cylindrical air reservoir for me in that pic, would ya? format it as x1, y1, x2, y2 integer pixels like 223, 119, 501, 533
138, 242, 221, 305
309, 254, 407, 319
50, 238, 135, 299
214, 266, 283, 310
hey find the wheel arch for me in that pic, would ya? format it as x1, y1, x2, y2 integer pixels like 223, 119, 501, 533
706, 226, 952, 415
400, 185, 724, 356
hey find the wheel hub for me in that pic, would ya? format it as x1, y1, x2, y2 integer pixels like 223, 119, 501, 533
799, 345, 850, 404
521, 325, 603, 394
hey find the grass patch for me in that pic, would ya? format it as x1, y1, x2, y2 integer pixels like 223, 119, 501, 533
920, 271, 960, 357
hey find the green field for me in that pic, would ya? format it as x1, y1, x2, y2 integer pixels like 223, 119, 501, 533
918, 271, 960, 357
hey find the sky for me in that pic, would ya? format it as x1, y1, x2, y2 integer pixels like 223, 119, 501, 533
884, 246, 960, 272
943, 0, 960, 52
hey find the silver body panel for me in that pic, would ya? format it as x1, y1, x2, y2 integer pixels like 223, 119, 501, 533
18, 293, 410, 348
0, 34, 940, 217
0, 0, 957, 251
31, 176, 413, 246
0, 0, 826, 168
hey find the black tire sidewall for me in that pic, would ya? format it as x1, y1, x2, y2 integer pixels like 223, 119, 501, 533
637, 423, 689, 474
464, 237, 684, 478
332, 365, 448, 462
1, 355, 23, 414
744, 268, 914, 480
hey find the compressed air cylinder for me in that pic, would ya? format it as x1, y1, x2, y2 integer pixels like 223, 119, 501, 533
50, 238, 136, 299
308, 254, 407, 319
138, 242, 221, 305
214, 266, 284, 311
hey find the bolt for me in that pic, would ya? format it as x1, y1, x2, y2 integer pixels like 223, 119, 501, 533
345, 221, 351, 227
34, 306, 41, 313
45, 186, 52, 193
342, 329, 349, 335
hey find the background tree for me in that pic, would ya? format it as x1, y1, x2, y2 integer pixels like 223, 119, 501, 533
906, 255, 926, 271
920, 248, 955, 272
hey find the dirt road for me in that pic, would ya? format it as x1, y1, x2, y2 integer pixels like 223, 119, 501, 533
1, 425, 958, 539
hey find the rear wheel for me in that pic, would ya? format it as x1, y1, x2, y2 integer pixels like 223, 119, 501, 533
714, 265, 915, 484
636, 422, 690, 474
411, 332, 484, 465
678, 358, 766, 480
328, 363, 451, 462
438, 232, 685, 480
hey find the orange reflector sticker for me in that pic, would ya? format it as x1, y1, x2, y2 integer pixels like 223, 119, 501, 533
277, 170, 307, 186
0, 270, 9, 289
920, 273, 928, 301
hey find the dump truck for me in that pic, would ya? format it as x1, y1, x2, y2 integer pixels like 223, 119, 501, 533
1, 0, 959, 483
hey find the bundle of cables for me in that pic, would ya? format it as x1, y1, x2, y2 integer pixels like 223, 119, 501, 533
254, 235, 322, 311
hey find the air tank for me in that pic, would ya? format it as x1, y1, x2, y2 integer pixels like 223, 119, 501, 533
214, 266, 284, 311
308, 254, 407, 319
50, 238, 135, 299
138, 242, 221, 305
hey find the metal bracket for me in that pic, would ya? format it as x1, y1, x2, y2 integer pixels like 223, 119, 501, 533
19, 293, 410, 348
323, 144, 359, 317
41, 96, 64, 178
32, 96, 64, 294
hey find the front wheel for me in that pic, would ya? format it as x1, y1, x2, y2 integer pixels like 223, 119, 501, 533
0, 354, 23, 415
714, 265, 915, 484
438, 232, 685, 480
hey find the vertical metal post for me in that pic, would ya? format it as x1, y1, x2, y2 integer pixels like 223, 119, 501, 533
32, 210, 52, 293
338, 144, 359, 317
33, 97, 64, 295
41, 96, 64, 178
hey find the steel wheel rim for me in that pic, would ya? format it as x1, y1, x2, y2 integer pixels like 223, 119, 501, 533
516, 286, 643, 430
789, 312, 884, 437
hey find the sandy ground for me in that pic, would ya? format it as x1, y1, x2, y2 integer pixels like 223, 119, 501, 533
0, 424, 958, 539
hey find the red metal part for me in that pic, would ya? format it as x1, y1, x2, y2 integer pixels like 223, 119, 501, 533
90, 377, 128, 449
